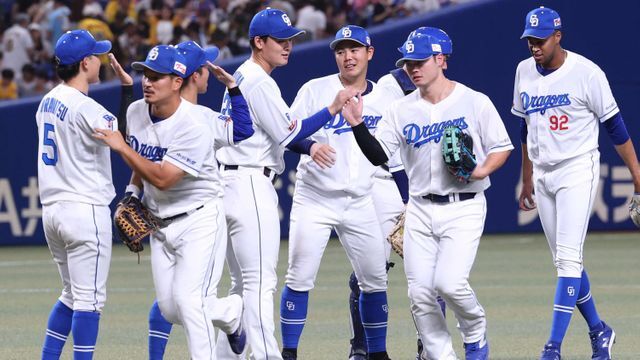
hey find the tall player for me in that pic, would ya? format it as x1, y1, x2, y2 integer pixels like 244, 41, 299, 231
279, 25, 391, 360
144, 40, 253, 359
342, 31, 512, 360
513, 7, 640, 360
94, 45, 242, 360
369, 26, 452, 360
214, 8, 358, 359
38, 29, 116, 360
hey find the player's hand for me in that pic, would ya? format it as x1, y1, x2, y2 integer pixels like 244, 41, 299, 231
341, 92, 363, 126
310, 143, 336, 169
328, 87, 359, 116
92, 128, 128, 152
518, 181, 536, 211
207, 61, 237, 88
108, 53, 133, 86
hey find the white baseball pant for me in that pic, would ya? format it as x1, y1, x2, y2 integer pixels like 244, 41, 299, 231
151, 198, 236, 360
285, 182, 387, 293
534, 149, 600, 278
216, 168, 282, 360
404, 193, 487, 360
43, 202, 112, 312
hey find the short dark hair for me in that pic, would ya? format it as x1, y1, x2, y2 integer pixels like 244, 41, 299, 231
250, 35, 270, 50
55, 60, 81, 82
1, 68, 15, 80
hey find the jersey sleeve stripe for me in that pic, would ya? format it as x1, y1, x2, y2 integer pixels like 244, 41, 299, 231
278, 118, 301, 146
598, 106, 620, 122
164, 154, 200, 177
511, 108, 526, 117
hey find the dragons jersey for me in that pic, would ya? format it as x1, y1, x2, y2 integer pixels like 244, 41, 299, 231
126, 98, 222, 218
377, 82, 513, 197
511, 50, 619, 167
37, 84, 117, 205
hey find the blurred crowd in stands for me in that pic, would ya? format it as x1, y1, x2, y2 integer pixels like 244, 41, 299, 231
0, 0, 470, 101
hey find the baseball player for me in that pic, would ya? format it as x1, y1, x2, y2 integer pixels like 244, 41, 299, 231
214, 8, 358, 360
342, 31, 513, 360
94, 45, 244, 360
366, 27, 452, 360
145, 40, 254, 360
279, 25, 391, 360
37, 29, 116, 360
513, 7, 640, 360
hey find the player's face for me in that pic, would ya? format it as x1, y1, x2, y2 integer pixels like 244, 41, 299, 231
334, 42, 374, 82
527, 31, 562, 68
83, 55, 101, 84
404, 54, 445, 88
195, 66, 210, 94
141, 69, 182, 104
257, 37, 293, 68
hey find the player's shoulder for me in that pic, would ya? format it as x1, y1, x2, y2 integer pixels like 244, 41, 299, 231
453, 82, 494, 106
376, 73, 395, 86
128, 98, 148, 114
515, 57, 536, 73
301, 73, 340, 90
568, 50, 605, 75
193, 103, 224, 121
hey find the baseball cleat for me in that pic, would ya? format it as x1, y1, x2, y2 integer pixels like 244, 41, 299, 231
226, 320, 246, 354
463, 338, 489, 360
349, 347, 367, 360
539, 342, 561, 360
282, 348, 297, 359
589, 321, 615, 360
416, 338, 424, 360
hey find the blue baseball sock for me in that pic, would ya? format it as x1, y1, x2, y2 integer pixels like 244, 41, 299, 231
359, 291, 388, 353
548, 277, 581, 344
42, 300, 73, 360
280, 286, 309, 349
576, 270, 603, 331
72, 311, 100, 359
148, 301, 173, 360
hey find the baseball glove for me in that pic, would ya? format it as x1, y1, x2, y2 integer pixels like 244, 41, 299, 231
387, 211, 405, 258
113, 194, 164, 253
442, 126, 477, 183
629, 193, 640, 228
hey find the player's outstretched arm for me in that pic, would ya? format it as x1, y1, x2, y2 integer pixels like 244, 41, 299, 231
92, 128, 185, 190
109, 54, 134, 137
343, 93, 389, 166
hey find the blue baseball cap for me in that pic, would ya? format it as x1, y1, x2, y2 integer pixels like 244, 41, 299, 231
521, 6, 562, 39
132, 45, 188, 78
176, 41, 220, 77
54, 29, 112, 66
404, 27, 452, 55
395, 34, 443, 67
249, 8, 305, 40
329, 25, 371, 50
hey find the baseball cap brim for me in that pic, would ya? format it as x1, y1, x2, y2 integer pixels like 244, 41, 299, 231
202, 47, 220, 64
520, 28, 555, 39
268, 27, 305, 40
92, 40, 112, 56
395, 54, 432, 67
131, 61, 173, 75
330, 38, 368, 50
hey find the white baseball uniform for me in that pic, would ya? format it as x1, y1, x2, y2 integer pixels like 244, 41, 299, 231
37, 83, 117, 314
127, 98, 240, 360
215, 59, 302, 360
285, 74, 387, 294
511, 51, 618, 277
376, 83, 513, 360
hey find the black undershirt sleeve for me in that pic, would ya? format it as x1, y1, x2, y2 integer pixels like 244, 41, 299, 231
351, 122, 389, 166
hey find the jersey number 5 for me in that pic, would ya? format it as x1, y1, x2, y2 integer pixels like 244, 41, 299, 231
42, 123, 58, 166
549, 115, 569, 131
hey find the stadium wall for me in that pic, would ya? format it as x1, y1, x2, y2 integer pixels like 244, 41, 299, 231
1, 0, 639, 245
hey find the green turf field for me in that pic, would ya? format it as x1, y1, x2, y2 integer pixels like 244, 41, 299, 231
1, 233, 638, 359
